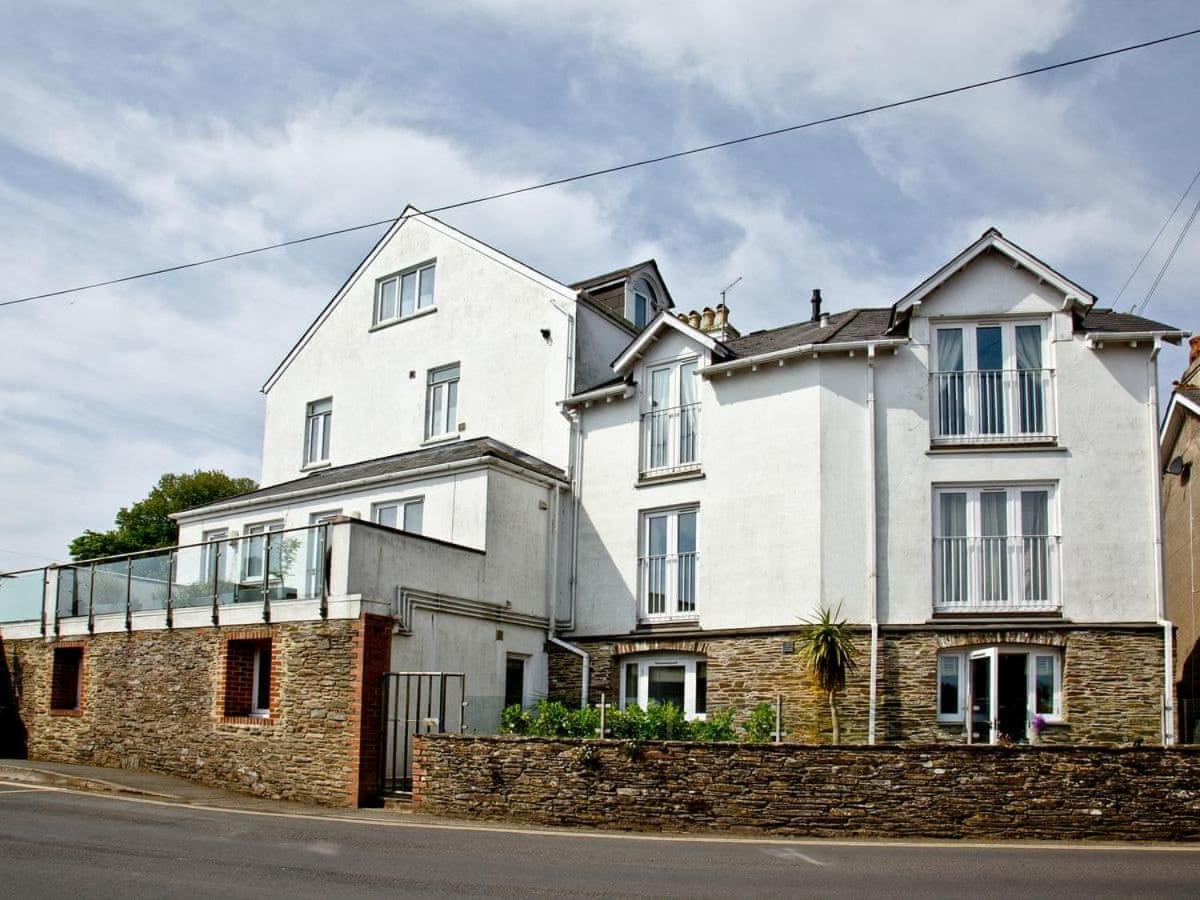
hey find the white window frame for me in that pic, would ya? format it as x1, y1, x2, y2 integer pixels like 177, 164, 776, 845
200, 529, 227, 584
305, 511, 339, 598
303, 397, 332, 467
932, 482, 1059, 611
618, 653, 707, 720
639, 505, 699, 621
373, 260, 437, 326
935, 646, 1063, 729
251, 643, 271, 718
242, 521, 284, 582
641, 356, 701, 475
371, 497, 424, 534
628, 276, 660, 329
425, 363, 460, 439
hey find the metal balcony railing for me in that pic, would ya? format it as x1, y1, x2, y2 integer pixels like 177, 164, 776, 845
639, 551, 698, 621
930, 369, 1055, 445
933, 535, 1061, 613
640, 403, 701, 477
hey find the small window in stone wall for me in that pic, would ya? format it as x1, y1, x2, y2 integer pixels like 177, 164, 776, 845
223, 638, 274, 720
50, 646, 83, 712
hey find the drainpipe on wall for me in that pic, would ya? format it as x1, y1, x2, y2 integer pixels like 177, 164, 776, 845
866, 344, 879, 745
549, 408, 589, 709
1148, 338, 1175, 745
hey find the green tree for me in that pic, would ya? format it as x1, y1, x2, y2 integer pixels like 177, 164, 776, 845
798, 604, 858, 744
69, 470, 257, 560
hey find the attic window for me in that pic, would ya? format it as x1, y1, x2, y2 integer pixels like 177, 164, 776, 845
375, 262, 436, 326
632, 277, 658, 329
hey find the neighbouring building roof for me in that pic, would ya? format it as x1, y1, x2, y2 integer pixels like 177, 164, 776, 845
723, 308, 899, 357
175, 437, 567, 518
1077, 308, 1184, 335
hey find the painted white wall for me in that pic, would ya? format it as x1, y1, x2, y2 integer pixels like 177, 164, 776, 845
260, 215, 577, 486
571, 255, 1162, 634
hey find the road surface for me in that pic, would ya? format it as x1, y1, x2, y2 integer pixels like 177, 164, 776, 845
1, 782, 1197, 898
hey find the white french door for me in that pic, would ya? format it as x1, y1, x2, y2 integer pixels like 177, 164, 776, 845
643, 358, 700, 473
967, 647, 998, 745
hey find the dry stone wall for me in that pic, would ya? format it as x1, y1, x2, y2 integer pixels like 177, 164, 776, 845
1, 617, 389, 807
412, 734, 1200, 841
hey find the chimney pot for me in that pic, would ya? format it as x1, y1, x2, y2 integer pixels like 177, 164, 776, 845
1190, 335, 1200, 365
811, 288, 822, 322
688, 310, 702, 329
701, 307, 715, 331
715, 303, 729, 328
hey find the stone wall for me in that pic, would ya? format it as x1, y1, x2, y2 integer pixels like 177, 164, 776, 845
1, 615, 393, 807
412, 734, 1200, 841
549, 626, 1163, 745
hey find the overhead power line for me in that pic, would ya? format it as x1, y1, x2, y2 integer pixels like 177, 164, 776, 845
1133, 191, 1200, 317
3, 26, 1200, 311
1114, 165, 1200, 308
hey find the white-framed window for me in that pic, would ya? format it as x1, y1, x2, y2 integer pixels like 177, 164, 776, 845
372, 498, 424, 535
305, 511, 339, 598
243, 521, 284, 581
303, 397, 332, 466
425, 364, 460, 439
619, 654, 708, 720
931, 319, 1054, 443
200, 529, 228, 584
936, 646, 1062, 742
639, 506, 698, 620
251, 642, 272, 717
630, 276, 659, 329
374, 261, 436, 325
933, 484, 1058, 611
641, 357, 700, 475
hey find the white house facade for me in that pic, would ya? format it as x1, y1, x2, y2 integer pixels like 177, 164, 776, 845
0, 212, 1186, 806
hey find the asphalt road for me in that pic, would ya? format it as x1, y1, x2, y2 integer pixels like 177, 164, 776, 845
1, 783, 1199, 898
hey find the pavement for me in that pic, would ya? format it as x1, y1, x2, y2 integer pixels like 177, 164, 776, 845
2, 764, 1200, 897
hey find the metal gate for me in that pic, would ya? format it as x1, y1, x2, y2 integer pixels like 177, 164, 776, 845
380, 672, 466, 795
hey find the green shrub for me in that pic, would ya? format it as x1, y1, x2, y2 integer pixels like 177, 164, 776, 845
500, 704, 532, 735
501, 701, 601, 738
742, 701, 778, 743
692, 708, 737, 742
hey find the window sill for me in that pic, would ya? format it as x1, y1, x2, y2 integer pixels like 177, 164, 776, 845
369, 306, 437, 332
49, 708, 84, 717
636, 468, 704, 488
930, 608, 1063, 620
636, 616, 700, 630
300, 461, 332, 474
927, 442, 1065, 455
421, 433, 461, 447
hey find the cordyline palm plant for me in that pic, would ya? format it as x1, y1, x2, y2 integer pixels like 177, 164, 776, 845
798, 604, 858, 744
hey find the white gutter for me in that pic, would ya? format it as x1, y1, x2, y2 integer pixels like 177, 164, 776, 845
1085, 330, 1188, 349
866, 344, 879, 745
559, 381, 633, 408
173, 455, 567, 522
697, 338, 908, 377
1147, 337, 1175, 745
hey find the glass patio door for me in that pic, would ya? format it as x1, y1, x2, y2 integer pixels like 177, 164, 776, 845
305, 512, 339, 598
967, 648, 998, 744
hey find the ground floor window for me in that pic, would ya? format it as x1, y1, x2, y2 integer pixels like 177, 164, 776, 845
937, 645, 1061, 743
224, 638, 273, 719
619, 654, 707, 720
50, 646, 83, 712
504, 654, 526, 709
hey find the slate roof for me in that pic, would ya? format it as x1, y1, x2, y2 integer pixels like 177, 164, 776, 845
1077, 308, 1184, 335
724, 308, 899, 357
177, 437, 566, 516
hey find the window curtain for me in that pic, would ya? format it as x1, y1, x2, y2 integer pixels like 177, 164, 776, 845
980, 492, 1009, 603
937, 329, 965, 436
1015, 324, 1045, 434
1021, 490, 1050, 604
938, 493, 968, 604
679, 361, 698, 463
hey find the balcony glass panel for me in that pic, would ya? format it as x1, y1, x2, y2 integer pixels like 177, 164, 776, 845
0, 569, 44, 623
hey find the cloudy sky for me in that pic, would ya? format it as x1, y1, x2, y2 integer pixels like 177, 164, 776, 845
2, 1, 1198, 568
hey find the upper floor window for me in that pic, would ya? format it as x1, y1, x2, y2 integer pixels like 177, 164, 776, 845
426, 364, 460, 439
373, 498, 424, 535
375, 262, 436, 326
639, 506, 698, 621
640, 358, 700, 477
934, 485, 1058, 613
631, 276, 658, 329
304, 398, 332, 466
200, 529, 228, 585
931, 321, 1053, 445
243, 521, 284, 582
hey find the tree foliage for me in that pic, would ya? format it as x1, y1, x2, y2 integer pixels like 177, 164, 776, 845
798, 604, 858, 744
68, 470, 257, 561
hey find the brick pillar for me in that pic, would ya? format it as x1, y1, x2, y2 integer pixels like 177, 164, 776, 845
350, 613, 392, 806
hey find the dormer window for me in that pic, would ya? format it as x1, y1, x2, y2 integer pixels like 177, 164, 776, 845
631, 276, 658, 329
374, 261, 436, 326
